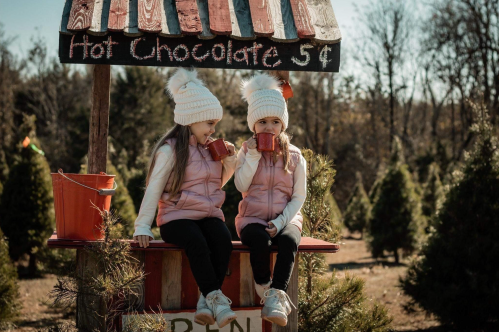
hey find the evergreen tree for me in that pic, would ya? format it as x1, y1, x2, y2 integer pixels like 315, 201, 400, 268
0, 115, 55, 276
299, 149, 392, 332
110, 66, 172, 171
327, 192, 343, 227
344, 172, 372, 238
368, 137, 425, 264
107, 161, 137, 237
402, 102, 499, 328
0, 226, 20, 324
421, 163, 444, 228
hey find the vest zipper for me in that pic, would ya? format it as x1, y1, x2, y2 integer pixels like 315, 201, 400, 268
268, 154, 275, 221
198, 146, 214, 216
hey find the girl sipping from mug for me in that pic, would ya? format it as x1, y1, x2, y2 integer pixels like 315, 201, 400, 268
234, 74, 307, 327
133, 68, 237, 328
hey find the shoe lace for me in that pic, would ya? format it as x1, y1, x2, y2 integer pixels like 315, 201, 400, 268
260, 289, 297, 309
207, 292, 232, 318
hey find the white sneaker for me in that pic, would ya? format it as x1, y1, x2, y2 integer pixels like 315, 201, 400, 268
205, 290, 237, 328
261, 288, 296, 327
194, 294, 215, 326
255, 280, 272, 300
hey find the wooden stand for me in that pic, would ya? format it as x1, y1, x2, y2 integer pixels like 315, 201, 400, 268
49, 235, 339, 331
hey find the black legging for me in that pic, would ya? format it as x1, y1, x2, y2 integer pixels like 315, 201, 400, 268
160, 217, 233, 297
239, 223, 301, 291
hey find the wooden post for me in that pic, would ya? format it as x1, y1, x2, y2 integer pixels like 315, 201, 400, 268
87, 64, 111, 174
77, 64, 111, 332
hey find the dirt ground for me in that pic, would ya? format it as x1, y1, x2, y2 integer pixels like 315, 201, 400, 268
9, 275, 73, 332
325, 232, 443, 332
10, 234, 444, 332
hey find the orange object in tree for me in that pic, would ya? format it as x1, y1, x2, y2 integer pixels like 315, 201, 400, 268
22, 136, 30, 148
51, 169, 116, 240
281, 81, 293, 99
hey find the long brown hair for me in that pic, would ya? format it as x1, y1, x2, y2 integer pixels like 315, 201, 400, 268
276, 131, 292, 172
146, 124, 192, 199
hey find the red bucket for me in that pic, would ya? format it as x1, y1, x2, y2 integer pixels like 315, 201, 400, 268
51, 169, 116, 240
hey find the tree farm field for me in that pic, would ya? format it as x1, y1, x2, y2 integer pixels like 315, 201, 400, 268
325, 232, 442, 332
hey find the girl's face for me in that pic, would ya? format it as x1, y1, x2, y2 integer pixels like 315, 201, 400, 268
254, 117, 283, 137
189, 119, 220, 144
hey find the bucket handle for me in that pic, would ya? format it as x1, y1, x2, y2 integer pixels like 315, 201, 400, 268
58, 169, 117, 196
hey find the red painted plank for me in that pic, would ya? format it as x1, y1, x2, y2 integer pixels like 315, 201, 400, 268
144, 251, 163, 310
288, 0, 315, 38
221, 252, 240, 307
47, 233, 341, 253
247, 0, 274, 37
67, 0, 95, 31
175, 0, 202, 35
108, 0, 128, 31
181, 251, 199, 309
138, 0, 162, 33
208, 0, 232, 35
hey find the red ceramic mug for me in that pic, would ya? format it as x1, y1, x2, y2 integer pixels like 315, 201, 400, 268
256, 132, 275, 152
207, 138, 230, 161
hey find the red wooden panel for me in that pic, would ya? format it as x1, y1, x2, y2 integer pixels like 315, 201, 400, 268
221, 252, 240, 307
208, 0, 232, 35
144, 251, 162, 310
108, 0, 128, 31
67, 0, 95, 31
175, 0, 202, 35
289, 0, 315, 38
181, 251, 199, 309
247, 0, 274, 37
138, 0, 163, 33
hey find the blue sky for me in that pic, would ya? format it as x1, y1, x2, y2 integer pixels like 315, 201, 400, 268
0, 0, 368, 60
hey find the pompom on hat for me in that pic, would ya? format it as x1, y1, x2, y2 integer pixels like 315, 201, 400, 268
241, 73, 288, 132
167, 68, 223, 126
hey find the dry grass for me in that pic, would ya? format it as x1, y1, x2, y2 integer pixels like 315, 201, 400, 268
9, 275, 73, 332
325, 232, 443, 332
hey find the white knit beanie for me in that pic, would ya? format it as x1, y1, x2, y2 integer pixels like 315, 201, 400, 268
241, 73, 288, 132
167, 68, 223, 126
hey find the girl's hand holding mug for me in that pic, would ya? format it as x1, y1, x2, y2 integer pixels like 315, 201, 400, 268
247, 137, 257, 150
225, 141, 236, 156
133, 235, 151, 248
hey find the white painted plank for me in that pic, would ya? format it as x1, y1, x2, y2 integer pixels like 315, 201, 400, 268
227, 0, 255, 40
240, 253, 255, 306
161, 251, 182, 309
159, 0, 183, 37
88, 0, 111, 35
268, 0, 299, 42
306, 0, 341, 43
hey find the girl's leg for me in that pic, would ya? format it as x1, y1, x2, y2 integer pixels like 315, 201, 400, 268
195, 217, 233, 288
270, 224, 301, 291
239, 223, 272, 285
160, 219, 220, 297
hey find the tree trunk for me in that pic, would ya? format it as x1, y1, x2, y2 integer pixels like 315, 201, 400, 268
393, 249, 400, 264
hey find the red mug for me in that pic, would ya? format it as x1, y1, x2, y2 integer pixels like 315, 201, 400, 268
256, 132, 275, 152
207, 138, 230, 161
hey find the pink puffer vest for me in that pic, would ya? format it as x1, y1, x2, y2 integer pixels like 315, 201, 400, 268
156, 136, 225, 226
235, 142, 303, 236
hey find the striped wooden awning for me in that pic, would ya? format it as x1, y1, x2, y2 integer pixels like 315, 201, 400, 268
59, 0, 341, 71
60, 0, 341, 44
